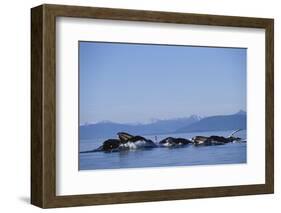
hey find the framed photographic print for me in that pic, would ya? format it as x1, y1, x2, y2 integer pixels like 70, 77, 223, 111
31, 4, 274, 208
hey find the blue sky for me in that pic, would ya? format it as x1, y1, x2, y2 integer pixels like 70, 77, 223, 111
79, 41, 246, 124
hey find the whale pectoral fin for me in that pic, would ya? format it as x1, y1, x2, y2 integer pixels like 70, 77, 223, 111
96, 145, 105, 151
80, 145, 103, 153
228, 129, 242, 138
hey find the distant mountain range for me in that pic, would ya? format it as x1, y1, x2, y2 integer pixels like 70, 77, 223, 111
175, 110, 246, 133
80, 115, 201, 139
80, 111, 246, 139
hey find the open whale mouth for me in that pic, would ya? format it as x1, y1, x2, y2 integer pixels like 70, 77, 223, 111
117, 132, 134, 142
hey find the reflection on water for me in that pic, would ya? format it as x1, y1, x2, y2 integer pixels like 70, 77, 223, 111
79, 130, 246, 170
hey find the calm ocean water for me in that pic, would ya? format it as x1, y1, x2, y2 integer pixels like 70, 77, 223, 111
79, 130, 246, 170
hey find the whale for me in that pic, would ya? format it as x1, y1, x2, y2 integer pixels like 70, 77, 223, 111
159, 137, 192, 147
82, 133, 158, 153
192, 129, 244, 146
79, 139, 121, 153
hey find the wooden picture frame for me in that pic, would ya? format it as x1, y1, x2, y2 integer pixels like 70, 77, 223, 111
31, 4, 274, 208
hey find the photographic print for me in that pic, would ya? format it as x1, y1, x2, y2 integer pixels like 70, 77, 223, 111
79, 41, 247, 170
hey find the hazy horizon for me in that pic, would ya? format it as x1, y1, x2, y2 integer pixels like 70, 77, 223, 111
79, 42, 246, 124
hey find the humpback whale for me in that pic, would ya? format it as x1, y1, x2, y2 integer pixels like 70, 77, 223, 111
159, 137, 192, 147
191, 136, 211, 146
83, 133, 157, 152
80, 139, 121, 153
192, 129, 243, 146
